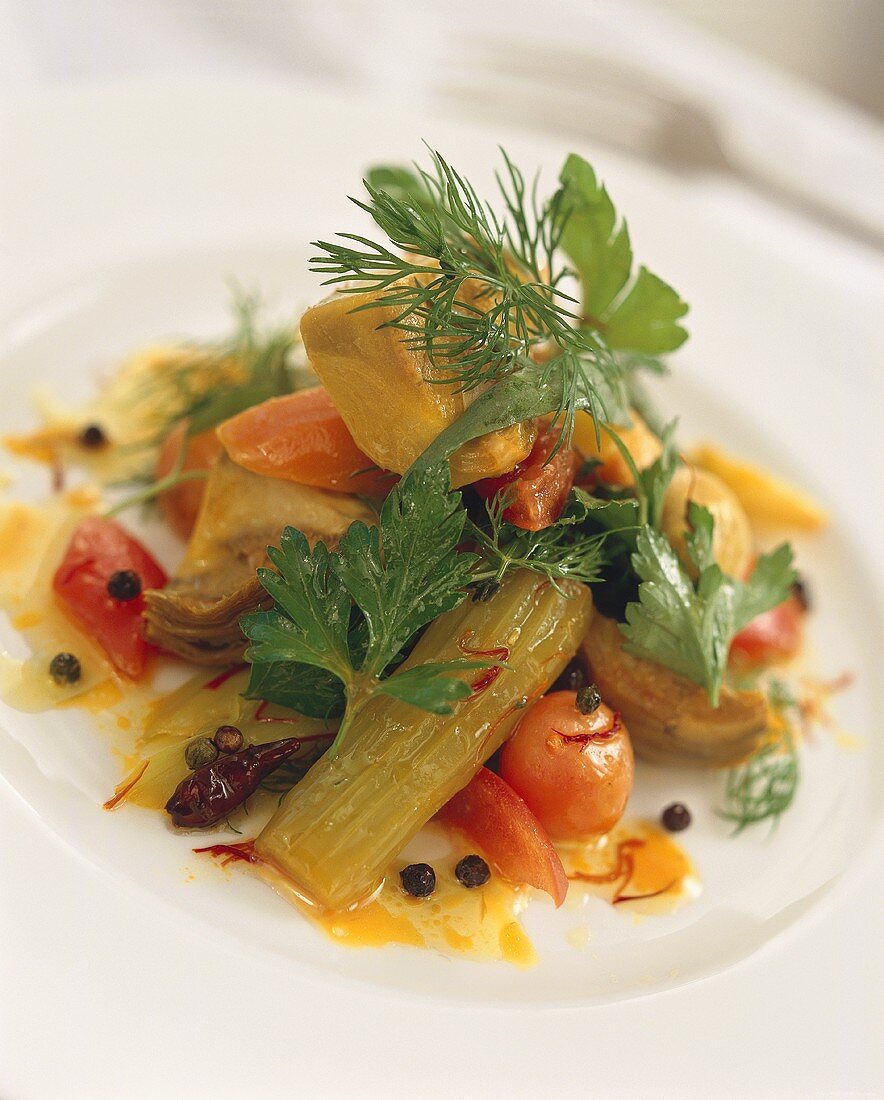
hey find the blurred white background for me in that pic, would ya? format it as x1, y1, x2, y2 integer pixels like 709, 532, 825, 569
657, 0, 882, 118
1, 0, 882, 249
0, 0, 881, 119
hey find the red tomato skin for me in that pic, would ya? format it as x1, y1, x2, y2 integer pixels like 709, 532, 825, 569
500, 692, 635, 840
52, 517, 167, 679
730, 594, 805, 668
217, 386, 397, 497
437, 767, 569, 907
473, 423, 579, 531
155, 420, 221, 539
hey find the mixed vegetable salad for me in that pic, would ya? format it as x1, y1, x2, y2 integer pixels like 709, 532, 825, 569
0, 147, 831, 958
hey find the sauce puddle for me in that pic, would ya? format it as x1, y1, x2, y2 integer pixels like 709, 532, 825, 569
196, 835, 537, 967
560, 819, 700, 916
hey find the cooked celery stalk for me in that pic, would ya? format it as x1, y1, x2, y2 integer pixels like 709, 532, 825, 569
255, 570, 593, 910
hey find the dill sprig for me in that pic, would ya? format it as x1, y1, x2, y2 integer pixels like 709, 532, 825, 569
105, 290, 302, 518
311, 147, 619, 443
130, 288, 301, 450
719, 680, 800, 833
469, 489, 613, 594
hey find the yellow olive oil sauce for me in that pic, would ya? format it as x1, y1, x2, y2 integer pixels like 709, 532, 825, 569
560, 820, 701, 916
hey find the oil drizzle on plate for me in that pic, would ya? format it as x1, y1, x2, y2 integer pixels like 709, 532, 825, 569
196, 837, 537, 967
560, 819, 700, 916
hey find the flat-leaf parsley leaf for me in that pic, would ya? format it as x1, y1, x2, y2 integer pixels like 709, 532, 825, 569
620, 503, 796, 705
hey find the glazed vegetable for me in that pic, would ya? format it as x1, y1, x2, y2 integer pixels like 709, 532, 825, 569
310, 149, 687, 470
499, 690, 634, 838
581, 613, 767, 767
53, 517, 167, 679
155, 420, 221, 538
242, 465, 482, 732
299, 284, 537, 488
438, 766, 569, 906
165, 738, 300, 828
691, 442, 827, 530
144, 454, 374, 664
474, 421, 580, 531
217, 386, 396, 496
661, 466, 753, 580
572, 408, 662, 486
622, 504, 795, 705
730, 591, 805, 667
254, 569, 592, 910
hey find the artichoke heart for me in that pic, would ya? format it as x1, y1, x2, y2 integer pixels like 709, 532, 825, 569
144, 453, 374, 663
581, 614, 766, 768
299, 284, 536, 488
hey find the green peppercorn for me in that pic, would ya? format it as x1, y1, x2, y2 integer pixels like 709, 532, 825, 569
49, 652, 81, 685
184, 737, 218, 770
455, 854, 490, 888
400, 863, 436, 898
107, 569, 142, 601
576, 683, 602, 714
213, 725, 243, 753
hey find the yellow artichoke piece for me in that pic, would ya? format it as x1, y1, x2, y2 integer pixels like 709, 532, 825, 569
299, 286, 536, 488
661, 465, 754, 581
581, 614, 766, 768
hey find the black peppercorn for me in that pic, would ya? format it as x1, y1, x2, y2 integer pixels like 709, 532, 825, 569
107, 569, 142, 601
400, 862, 436, 898
78, 423, 107, 449
49, 652, 81, 685
576, 683, 602, 714
661, 802, 691, 832
213, 725, 244, 753
455, 854, 490, 888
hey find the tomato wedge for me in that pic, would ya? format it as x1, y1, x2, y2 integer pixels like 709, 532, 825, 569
155, 420, 221, 539
53, 517, 167, 679
730, 592, 805, 668
437, 766, 569, 906
473, 422, 579, 531
217, 386, 397, 496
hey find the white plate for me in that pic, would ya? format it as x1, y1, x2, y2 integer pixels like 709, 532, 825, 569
0, 82, 881, 1011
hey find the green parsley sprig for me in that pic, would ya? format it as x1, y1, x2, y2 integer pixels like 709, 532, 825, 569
620, 503, 796, 705
241, 465, 502, 756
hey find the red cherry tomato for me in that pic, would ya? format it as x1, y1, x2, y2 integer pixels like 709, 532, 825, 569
500, 691, 635, 840
730, 593, 805, 667
53, 517, 167, 679
437, 766, 568, 906
473, 422, 579, 531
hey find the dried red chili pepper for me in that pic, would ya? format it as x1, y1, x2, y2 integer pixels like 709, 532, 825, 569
165, 738, 299, 828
